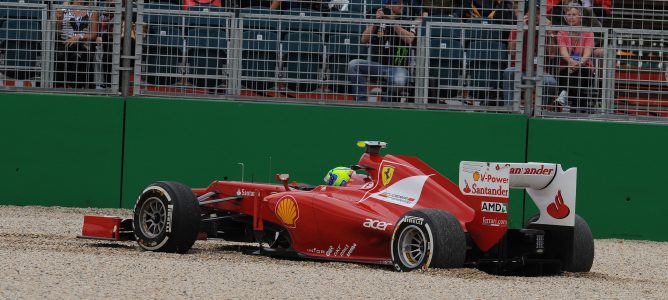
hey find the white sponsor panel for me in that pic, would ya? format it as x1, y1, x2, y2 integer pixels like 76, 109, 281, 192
367, 175, 430, 208
459, 162, 510, 198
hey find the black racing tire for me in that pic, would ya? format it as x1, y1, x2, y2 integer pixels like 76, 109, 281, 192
391, 209, 466, 272
526, 213, 594, 273
133, 181, 201, 254
564, 214, 595, 272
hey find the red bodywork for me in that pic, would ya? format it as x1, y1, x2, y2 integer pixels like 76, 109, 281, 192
80, 216, 124, 240
188, 152, 508, 264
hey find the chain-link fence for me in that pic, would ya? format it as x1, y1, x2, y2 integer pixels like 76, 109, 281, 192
1, 0, 667, 122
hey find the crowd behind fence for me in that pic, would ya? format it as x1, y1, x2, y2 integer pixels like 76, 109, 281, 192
0, 0, 666, 122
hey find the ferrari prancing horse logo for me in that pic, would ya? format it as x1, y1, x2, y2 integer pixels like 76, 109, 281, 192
382, 166, 395, 186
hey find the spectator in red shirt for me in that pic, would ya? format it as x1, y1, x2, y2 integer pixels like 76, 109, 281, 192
555, 2, 595, 111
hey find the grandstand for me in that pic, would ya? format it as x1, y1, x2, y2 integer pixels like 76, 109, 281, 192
0, 0, 666, 122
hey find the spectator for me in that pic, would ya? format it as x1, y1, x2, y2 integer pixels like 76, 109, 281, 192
503, 2, 558, 106
549, 0, 602, 27
547, 0, 610, 19
555, 2, 595, 111
347, 0, 417, 101
455, 0, 514, 24
55, 0, 99, 89
550, 0, 605, 58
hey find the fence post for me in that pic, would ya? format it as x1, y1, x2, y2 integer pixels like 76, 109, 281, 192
120, 0, 133, 97
524, 0, 538, 116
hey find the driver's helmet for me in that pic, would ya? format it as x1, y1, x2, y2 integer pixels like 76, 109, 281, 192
324, 167, 354, 186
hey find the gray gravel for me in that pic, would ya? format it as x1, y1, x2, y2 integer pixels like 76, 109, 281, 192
1, 205, 667, 299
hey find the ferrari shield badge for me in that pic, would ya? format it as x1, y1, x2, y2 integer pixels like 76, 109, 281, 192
382, 166, 395, 186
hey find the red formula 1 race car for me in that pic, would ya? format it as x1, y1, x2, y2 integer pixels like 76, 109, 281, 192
79, 141, 594, 274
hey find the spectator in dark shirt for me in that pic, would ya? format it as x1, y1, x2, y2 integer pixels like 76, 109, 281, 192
55, 0, 99, 89
347, 0, 417, 101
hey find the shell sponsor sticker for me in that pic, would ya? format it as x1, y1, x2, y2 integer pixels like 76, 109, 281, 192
459, 162, 510, 198
276, 196, 299, 228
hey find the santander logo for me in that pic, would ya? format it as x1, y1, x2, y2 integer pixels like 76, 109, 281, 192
547, 190, 570, 219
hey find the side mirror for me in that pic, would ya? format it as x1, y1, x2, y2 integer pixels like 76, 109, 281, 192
275, 174, 290, 191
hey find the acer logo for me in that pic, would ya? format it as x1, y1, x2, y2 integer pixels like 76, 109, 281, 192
363, 218, 392, 231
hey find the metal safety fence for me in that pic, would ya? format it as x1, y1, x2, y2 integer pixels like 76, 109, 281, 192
0, 0, 666, 123
0, 0, 122, 93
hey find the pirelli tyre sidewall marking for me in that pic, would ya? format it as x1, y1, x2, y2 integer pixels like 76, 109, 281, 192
134, 185, 173, 251
391, 214, 434, 272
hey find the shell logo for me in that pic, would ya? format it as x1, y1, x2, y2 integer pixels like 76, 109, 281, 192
473, 171, 481, 181
276, 196, 299, 227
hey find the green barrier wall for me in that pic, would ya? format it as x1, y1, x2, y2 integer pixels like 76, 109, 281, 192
122, 97, 528, 226
3, 93, 666, 241
0, 93, 124, 208
527, 119, 668, 241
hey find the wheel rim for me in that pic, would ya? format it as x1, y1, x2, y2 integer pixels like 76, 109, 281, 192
397, 225, 427, 269
139, 197, 167, 238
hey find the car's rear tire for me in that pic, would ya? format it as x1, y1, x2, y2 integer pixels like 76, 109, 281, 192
133, 181, 200, 254
564, 214, 594, 272
526, 213, 594, 272
391, 209, 466, 272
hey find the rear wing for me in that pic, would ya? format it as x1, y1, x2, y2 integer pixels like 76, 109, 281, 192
459, 162, 577, 227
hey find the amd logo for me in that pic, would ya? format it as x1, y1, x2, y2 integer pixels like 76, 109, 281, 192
363, 218, 392, 231
481, 201, 507, 214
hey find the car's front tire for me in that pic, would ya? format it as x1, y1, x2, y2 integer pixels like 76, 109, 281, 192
391, 209, 466, 272
133, 181, 200, 253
